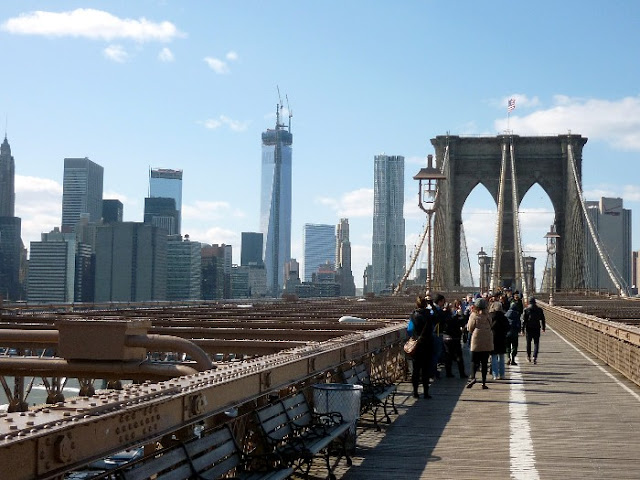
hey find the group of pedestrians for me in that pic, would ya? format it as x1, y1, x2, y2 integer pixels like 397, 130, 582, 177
406, 289, 546, 398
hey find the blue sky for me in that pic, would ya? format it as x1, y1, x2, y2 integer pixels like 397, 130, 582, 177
2, 1, 639, 289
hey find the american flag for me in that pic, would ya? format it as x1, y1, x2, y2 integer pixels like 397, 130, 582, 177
508, 98, 516, 112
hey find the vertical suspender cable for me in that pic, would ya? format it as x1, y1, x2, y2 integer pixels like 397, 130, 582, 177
489, 143, 507, 292
568, 143, 627, 296
509, 139, 528, 302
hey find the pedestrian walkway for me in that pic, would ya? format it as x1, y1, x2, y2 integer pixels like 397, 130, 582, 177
301, 326, 640, 479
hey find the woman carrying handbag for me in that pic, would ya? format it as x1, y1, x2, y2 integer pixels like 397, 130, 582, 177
408, 295, 435, 399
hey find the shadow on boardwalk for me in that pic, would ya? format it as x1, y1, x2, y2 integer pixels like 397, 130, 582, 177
296, 375, 467, 480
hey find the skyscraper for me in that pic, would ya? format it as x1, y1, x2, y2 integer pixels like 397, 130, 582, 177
62, 157, 104, 232
303, 224, 336, 282
372, 154, 406, 293
0, 135, 15, 217
0, 217, 22, 300
0, 135, 22, 300
260, 102, 292, 297
102, 199, 123, 224
94, 222, 167, 302
585, 197, 632, 293
166, 235, 201, 301
241, 232, 263, 266
144, 197, 179, 235
149, 168, 183, 234
336, 218, 356, 296
27, 228, 76, 303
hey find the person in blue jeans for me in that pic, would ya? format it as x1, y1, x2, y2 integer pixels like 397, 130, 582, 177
522, 297, 546, 364
489, 301, 509, 379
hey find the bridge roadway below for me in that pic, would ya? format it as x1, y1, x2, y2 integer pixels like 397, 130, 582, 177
316, 323, 640, 480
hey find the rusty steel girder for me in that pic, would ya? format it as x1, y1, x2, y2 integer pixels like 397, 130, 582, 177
0, 324, 406, 480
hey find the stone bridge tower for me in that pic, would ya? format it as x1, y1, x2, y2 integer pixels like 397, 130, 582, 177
431, 134, 587, 291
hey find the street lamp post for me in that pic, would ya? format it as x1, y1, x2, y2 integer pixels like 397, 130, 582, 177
414, 154, 446, 296
477, 247, 488, 295
544, 224, 560, 306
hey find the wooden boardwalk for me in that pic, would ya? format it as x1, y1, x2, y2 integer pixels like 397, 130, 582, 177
300, 326, 640, 479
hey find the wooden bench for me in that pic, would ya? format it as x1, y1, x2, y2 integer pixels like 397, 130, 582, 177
118, 424, 293, 480
342, 363, 397, 431
256, 391, 352, 480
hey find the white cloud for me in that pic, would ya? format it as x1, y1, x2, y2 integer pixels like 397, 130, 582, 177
201, 115, 249, 132
225, 51, 238, 61
583, 184, 640, 203
182, 226, 239, 247
622, 185, 640, 202
104, 44, 128, 62
204, 57, 229, 74
1, 9, 183, 42
15, 175, 62, 250
316, 188, 373, 217
182, 200, 245, 222
158, 47, 174, 62
496, 95, 640, 151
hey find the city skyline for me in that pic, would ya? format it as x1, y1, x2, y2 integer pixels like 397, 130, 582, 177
2, 2, 640, 289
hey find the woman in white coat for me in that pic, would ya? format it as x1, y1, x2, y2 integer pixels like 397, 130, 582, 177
466, 297, 493, 389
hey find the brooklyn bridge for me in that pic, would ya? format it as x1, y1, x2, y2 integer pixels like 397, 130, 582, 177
0, 134, 638, 479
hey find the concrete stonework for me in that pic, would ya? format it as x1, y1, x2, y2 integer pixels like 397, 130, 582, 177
431, 134, 587, 291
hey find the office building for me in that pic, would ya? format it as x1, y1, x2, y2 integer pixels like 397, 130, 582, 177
283, 258, 301, 293
336, 218, 356, 296
371, 154, 406, 293
260, 104, 292, 296
363, 264, 373, 295
62, 157, 104, 232
144, 197, 179, 235
632, 251, 639, 295
94, 222, 167, 302
201, 244, 232, 299
303, 224, 336, 282
27, 229, 76, 303
0, 137, 23, 300
241, 232, 263, 266
102, 199, 123, 224
150, 168, 182, 234
0, 135, 15, 217
0, 217, 22, 300
166, 235, 201, 301
585, 197, 632, 293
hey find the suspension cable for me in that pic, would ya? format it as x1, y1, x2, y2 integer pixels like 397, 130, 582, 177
489, 143, 507, 292
460, 222, 474, 287
509, 138, 528, 302
394, 144, 450, 295
568, 142, 627, 296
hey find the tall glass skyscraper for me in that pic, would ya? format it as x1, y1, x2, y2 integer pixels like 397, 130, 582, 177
0, 135, 15, 217
372, 154, 405, 293
260, 105, 292, 296
303, 224, 336, 282
150, 168, 183, 234
62, 157, 104, 232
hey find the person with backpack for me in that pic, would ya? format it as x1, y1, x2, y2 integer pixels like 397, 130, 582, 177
522, 297, 546, 364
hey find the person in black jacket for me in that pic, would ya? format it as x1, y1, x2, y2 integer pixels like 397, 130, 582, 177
442, 299, 467, 378
505, 307, 522, 365
489, 301, 510, 379
409, 295, 435, 399
522, 297, 546, 364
